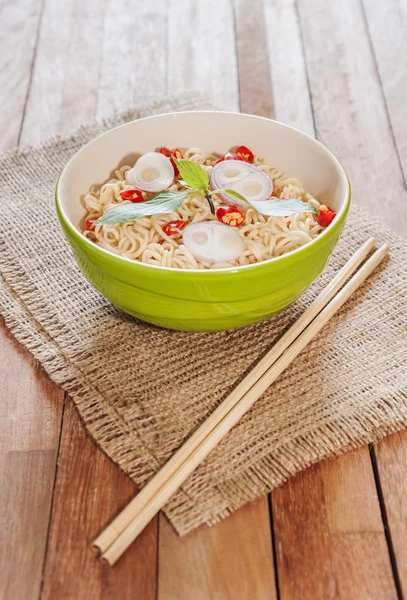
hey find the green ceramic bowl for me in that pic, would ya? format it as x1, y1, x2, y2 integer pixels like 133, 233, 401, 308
56, 111, 351, 331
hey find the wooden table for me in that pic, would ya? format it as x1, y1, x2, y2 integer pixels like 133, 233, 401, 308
1, 1, 406, 598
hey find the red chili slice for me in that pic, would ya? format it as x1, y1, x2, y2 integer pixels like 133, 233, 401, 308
85, 219, 95, 230
158, 146, 172, 158
236, 145, 254, 163
172, 148, 183, 160
162, 219, 186, 236
215, 152, 246, 164
317, 205, 336, 227
158, 146, 183, 175
119, 189, 144, 202
216, 205, 245, 227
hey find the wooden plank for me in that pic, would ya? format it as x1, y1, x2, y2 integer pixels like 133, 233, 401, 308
26, 1, 164, 592
0, 323, 64, 452
41, 399, 157, 600
1, 0, 107, 594
0, 0, 42, 150
0, 2, 68, 594
330, 533, 399, 600
167, 0, 239, 111
158, 498, 277, 600
1, 3, 405, 599
373, 431, 407, 598
155, 6, 277, 600
0, 323, 64, 600
263, 0, 314, 135
19, 0, 106, 145
96, 0, 168, 119
297, 0, 407, 234
0, 450, 57, 600
262, 1, 398, 596
233, 0, 274, 116
322, 447, 385, 534
368, 0, 407, 547
272, 448, 398, 600
362, 0, 407, 182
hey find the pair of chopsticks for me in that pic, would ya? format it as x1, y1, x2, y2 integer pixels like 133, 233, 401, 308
93, 237, 388, 565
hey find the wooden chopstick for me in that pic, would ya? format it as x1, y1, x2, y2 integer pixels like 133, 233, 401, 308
95, 238, 385, 565
93, 237, 376, 557
93, 237, 375, 556
100, 241, 388, 566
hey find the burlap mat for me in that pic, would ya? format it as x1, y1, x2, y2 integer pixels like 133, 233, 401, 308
1, 93, 406, 536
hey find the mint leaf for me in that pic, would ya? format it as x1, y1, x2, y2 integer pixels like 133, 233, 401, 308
173, 158, 209, 191
94, 191, 190, 225
250, 198, 318, 217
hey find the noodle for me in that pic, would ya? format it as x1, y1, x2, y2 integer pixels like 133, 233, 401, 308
83, 149, 323, 269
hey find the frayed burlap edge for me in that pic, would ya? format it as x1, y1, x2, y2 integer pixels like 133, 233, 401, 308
1, 94, 406, 535
0, 92, 216, 533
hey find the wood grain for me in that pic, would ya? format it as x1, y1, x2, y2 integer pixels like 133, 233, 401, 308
330, 533, 399, 600
158, 498, 277, 600
96, 0, 168, 119
0, 1, 112, 596
295, 2, 407, 588
0, 0, 43, 150
297, 0, 407, 234
0, 450, 57, 600
263, 0, 315, 135
167, 0, 239, 111
233, 0, 274, 116
362, 0, 407, 183
155, 5, 277, 594
0, 1, 66, 589
20, 0, 166, 593
41, 399, 157, 600
0, 0, 406, 596
0, 324, 64, 600
322, 447, 383, 534
272, 448, 397, 600
0, 323, 64, 452
20, 0, 106, 145
259, 2, 400, 596
373, 431, 407, 597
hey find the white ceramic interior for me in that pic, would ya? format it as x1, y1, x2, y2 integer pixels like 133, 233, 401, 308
58, 111, 349, 238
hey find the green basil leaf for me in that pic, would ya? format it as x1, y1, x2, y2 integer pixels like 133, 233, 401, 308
250, 198, 318, 216
223, 189, 248, 203
173, 158, 209, 191
222, 189, 316, 216
94, 191, 190, 225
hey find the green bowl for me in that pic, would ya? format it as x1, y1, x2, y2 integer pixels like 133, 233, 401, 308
56, 111, 351, 331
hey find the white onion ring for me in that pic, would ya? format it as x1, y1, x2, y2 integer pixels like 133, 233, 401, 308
210, 160, 273, 207
182, 221, 244, 263
127, 152, 174, 192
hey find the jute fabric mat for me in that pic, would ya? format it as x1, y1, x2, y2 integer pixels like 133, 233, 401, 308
1, 93, 406, 535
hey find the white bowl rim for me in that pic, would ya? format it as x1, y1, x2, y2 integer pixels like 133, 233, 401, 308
56, 110, 351, 275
